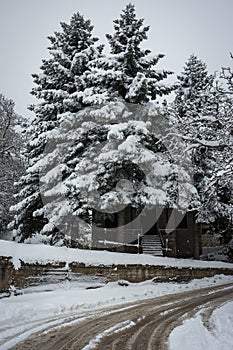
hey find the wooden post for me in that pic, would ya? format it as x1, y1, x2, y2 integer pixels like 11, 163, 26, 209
193, 222, 201, 260
117, 210, 125, 245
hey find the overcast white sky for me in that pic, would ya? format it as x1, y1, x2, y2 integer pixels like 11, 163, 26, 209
0, 0, 232, 118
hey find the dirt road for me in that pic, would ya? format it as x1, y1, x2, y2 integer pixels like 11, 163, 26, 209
12, 283, 233, 350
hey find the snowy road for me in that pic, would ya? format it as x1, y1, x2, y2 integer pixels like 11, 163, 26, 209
6, 282, 233, 350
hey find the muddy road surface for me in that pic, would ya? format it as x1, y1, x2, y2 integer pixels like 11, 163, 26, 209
10, 283, 233, 350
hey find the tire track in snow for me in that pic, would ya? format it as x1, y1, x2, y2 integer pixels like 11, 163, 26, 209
9, 283, 233, 350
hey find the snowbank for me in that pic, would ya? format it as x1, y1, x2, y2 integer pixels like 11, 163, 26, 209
169, 301, 233, 350
0, 240, 233, 270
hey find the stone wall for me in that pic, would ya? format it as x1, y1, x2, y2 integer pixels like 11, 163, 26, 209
0, 257, 67, 293
69, 262, 233, 283
1, 256, 233, 293
0, 257, 13, 292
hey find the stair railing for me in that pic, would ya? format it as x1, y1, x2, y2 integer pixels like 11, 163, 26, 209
156, 223, 165, 255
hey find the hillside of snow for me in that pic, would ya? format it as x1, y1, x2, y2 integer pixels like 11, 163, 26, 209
0, 240, 233, 270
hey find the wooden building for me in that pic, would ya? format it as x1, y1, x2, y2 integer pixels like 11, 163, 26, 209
92, 206, 202, 259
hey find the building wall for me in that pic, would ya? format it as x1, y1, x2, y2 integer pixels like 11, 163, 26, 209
158, 209, 202, 259
92, 207, 202, 259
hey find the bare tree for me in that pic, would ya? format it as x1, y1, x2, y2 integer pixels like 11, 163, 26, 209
0, 93, 24, 235
220, 53, 233, 94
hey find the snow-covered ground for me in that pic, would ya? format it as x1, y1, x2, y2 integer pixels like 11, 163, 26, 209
0, 274, 233, 350
1, 240, 233, 270
169, 301, 233, 350
1, 240, 233, 349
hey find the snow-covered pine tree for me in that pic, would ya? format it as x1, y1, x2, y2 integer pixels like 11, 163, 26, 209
34, 5, 195, 249
174, 54, 215, 118
207, 54, 233, 243
10, 13, 103, 245
83, 3, 173, 104
11, 5, 192, 248
172, 55, 233, 241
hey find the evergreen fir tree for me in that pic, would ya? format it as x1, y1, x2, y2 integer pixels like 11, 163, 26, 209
83, 3, 173, 104
36, 4, 177, 246
171, 55, 233, 241
11, 5, 187, 248
11, 13, 102, 245
174, 54, 214, 118
206, 55, 233, 242
32, 5, 192, 248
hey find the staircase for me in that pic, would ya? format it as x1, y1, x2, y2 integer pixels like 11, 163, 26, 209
141, 235, 163, 257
